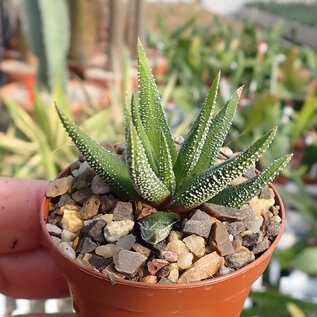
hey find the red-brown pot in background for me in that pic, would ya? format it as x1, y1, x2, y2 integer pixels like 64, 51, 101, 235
0, 82, 35, 112
0, 59, 35, 83
151, 56, 168, 77
68, 60, 86, 79
40, 168, 285, 317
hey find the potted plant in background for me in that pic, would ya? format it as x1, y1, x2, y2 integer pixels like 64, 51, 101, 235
0, 0, 109, 113
40, 42, 291, 316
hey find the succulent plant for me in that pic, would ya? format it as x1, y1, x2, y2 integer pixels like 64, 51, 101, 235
55, 41, 291, 244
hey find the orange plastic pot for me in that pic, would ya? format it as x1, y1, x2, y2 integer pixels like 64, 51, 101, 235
40, 168, 285, 317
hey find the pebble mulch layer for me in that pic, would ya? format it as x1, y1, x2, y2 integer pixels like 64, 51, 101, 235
45, 145, 282, 284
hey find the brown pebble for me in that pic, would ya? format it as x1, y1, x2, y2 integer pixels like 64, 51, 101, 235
232, 236, 242, 252
72, 236, 80, 250
161, 250, 178, 262
178, 252, 224, 283
132, 243, 151, 258
100, 195, 116, 213
225, 249, 255, 270
71, 189, 93, 204
157, 265, 171, 279
158, 277, 173, 284
210, 222, 234, 256
147, 259, 169, 275
79, 195, 101, 220
142, 275, 157, 284
266, 219, 281, 237
270, 206, 279, 216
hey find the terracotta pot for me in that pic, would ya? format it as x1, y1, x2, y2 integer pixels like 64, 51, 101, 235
40, 168, 285, 317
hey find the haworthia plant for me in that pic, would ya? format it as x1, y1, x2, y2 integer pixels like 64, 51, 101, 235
56, 41, 291, 243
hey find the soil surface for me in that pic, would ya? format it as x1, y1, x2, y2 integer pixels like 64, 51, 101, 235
45, 144, 282, 284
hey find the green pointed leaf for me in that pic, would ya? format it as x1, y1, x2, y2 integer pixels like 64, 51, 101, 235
209, 154, 292, 208
124, 96, 132, 142
55, 104, 138, 200
130, 94, 159, 175
160, 130, 176, 194
126, 122, 170, 205
189, 86, 243, 178
139, 211, 180, 244
170, 128, 277, 211
174, 72, 221, 186
137, 40, 177, 164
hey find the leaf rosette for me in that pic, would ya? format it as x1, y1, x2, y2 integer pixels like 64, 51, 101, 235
56, 40, 292, 244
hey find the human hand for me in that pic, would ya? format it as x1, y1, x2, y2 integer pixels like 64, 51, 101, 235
0, 177, 75, 316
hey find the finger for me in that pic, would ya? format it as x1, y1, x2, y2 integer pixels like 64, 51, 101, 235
0, 248, 69, 299
15, 314, 75, 317
0, 177, 48, 254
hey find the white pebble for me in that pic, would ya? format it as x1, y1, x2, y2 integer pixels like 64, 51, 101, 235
165, 240, 189, 257
59, 242, 76, 259
46, 177, 69, 197
104, 220, 135, 242
46, 223, 62, 236
51, 236, 61, 245
95, 244, 121, 258
177, 253, 193, 270
61, 229, 77, 242
168, 267, 179, 283
183, 234, 206, 258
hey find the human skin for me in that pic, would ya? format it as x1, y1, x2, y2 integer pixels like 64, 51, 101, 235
0, 177, 75, 316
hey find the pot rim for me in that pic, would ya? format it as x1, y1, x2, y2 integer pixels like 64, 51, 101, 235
40, 167, 285, 290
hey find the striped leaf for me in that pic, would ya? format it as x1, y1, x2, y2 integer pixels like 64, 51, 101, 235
126, 123, 170, 205
55, 105, 139, 200
174, 72, 221, 187
159, 130, 176, 194
124, 95, 132, 143
137, 40, 177, 164
170, 128, 277, 211
139, 211, 180, 244
130, 94, 159, 175
189, 86, 243, 178
209, 154, 292, 208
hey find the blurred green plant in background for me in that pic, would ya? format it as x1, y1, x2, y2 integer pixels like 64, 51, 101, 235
0, 81, 129, 180
20, 0, 69, 92
147, 15, 317, 177
242, 290, 317, 317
